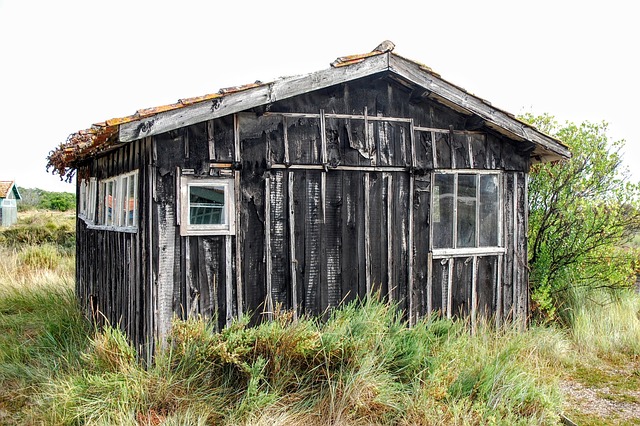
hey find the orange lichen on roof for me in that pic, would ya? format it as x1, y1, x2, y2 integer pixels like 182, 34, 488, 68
46, 81, 270, 182
330, 51, 385, 67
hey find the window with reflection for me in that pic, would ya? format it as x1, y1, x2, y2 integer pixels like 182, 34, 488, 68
181, 177, 235, 236
432, 172, 501, 252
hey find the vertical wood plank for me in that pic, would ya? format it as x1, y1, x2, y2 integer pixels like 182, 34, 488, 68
264, 176, 273, 320
512, 172, 518, 321
523, 173, 530, 323
363, 173, 371, 295
156, 203, 175, 347
386, 173, 393, 301
270, 171, 288, 309
471, 255, 478, 334
449, 126, 456, 169
431, 131, 438, 169
184, 127, 190, 159
342, 170, 360, 303
207, 120, 215, 161
235, 172, 243, 318
146, 157, 155, 358
304, 172, 321, 314
233, 114, 240, 163
320, 109, 327, 166
225, 235, 233, 327
288, 171, 298, 319
283, 116, 290, 165
410, 120, 417, 169
321, 171, 327, 224
408, 174, 415, 324
475, 174, 481, 248
400, 125, 407, 167
184, 236, 192, 316
496, 254, 503, 328
324, 171, 343, 309
447, 258, 453, 319
427, 252, 433, 314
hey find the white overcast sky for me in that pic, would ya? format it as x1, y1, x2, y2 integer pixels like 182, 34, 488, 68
0, 0, 638, 193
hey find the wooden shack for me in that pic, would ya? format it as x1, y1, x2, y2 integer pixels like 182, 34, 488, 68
0, 181, 21, 227
47, 42, 570, 356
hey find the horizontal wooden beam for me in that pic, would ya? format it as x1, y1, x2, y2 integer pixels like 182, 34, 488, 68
270, 164, 408, 172
432, 247, 506, 258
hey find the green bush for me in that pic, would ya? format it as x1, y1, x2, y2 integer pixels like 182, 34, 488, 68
16, 187, 76, 212
524, 114, 640, 320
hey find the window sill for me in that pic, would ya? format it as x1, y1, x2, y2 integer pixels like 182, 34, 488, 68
179, 226, 235, 237
432, 247, 505, 258
82, 218, 138, 234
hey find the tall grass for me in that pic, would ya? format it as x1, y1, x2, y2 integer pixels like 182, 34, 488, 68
0, 244, 89, 425
564, 288, 640, 358
31, 298, 564, 425
2, 211, 640, 424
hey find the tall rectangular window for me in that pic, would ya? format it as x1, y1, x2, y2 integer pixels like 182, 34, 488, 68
78, 177, 98, 224
180, 177, 235, 236
431, 171, 501, 254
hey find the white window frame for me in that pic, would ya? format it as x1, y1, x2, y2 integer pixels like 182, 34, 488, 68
430, 169, 503, 258
88, 171, 138, 232
78, 179, 87, 218
78, 177, 97, 224
180, 176, 235, 236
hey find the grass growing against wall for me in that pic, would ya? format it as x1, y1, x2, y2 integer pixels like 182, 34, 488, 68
30, 299, 564, 425
1, 218, 640, 424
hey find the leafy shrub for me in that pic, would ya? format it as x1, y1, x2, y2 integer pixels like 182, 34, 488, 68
524, 114, 640, 320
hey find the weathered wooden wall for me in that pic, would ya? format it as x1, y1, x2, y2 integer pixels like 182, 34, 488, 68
77, 73, 531, 356
75, 137, 154, 358
150, 74, 531, 330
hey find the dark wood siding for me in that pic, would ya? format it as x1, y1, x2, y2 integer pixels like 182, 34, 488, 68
75, 74, 532, 353
75, 137, 153, 359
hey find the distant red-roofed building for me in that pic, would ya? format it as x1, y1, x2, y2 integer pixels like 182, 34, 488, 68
0, 181, 21, 227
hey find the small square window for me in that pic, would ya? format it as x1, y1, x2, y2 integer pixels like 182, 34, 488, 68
180, 177, 235, 236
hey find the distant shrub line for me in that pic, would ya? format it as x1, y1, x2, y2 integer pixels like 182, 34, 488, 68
17, 187, 75, 212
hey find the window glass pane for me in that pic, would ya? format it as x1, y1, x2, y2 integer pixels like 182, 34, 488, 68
120, 176, 128, 227
479, 174, 499, 247
106, 180, 115, 226
456, 174, 476, 248
128, 174, 136, 227
79, 181, 86, 215
432, 174, 454, 248
88, 179, 97, 223
98, 182, 106, 225
189, 185, 225, 225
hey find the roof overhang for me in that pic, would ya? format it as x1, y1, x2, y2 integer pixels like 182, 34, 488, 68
47, 48, 570, 181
